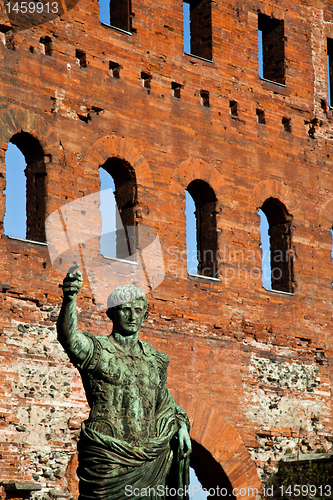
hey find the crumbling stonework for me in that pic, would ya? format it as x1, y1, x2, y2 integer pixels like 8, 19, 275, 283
0, 0, 333, 498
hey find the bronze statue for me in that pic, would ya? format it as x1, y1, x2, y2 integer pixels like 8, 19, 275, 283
57, 268, 191, 499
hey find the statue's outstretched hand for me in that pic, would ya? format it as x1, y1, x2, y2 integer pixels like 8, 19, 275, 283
62, 265, 83, 301
178, 424, 192, 460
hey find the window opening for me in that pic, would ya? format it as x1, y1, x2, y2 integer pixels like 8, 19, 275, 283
186, 190, 199, 275
260, 198, 294, 293
99, 167, 117, 258
141, 71, 152, 92
172, 81, 182, 99
99, 0, 110, 24
4, 143, 27, 239
327, 38, 333, 107
282, 116, 291, 132
39, 36, 52, 55
99, 0, 132, 31
186, 180, 217, 278
229, 100, 238, 116
183, 2, 190, 54
99, 0, 131, 29
76, 49, 86, 68
99, 157, 137, 259
258, 13, 285, 84
258, 28, 263, 78
109, 61, 121, 78
200, 89, 210, 107
259, 209, 271, 289
5, 133, 46, 242
183, 0, 212, 60
256, 108, 265, 124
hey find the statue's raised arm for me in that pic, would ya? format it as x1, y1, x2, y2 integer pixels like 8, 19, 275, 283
57, 267, 92, 365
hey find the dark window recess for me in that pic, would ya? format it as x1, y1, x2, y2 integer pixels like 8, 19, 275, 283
200, 90, 210, 107
6, 132, 47, 242
183, 0, 212, 60
261, 197, 294, 293
229, 100, 238, 116
256, 108, 265, 124
186, 180, 217, 278
328, 38, 333, 107
100, 157, 137, 259
172, 82, 183, 99
109, 61, 121, 78
110, 0, 132, 32
258, 13, 285, 84
282, 117, 291, 132
141, 71, 152, 91
76, 49, 86, 68
39, 36, 52, 55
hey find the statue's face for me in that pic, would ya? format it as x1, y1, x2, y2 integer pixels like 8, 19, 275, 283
113, 298, 148, 336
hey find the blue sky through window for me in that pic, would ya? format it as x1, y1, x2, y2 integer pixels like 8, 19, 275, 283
258, 30, 263, 78
98, 0, 110, 24
99, 167, 117, 258
328, 55, 331, 108
183, 2, 191, 53
4, 142, 26, 239
259, 209, 271, 289
186, 190, 198, 274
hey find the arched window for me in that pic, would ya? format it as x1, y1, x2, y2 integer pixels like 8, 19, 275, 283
186, 180, 217, 278
99, 157, 136, 260
260, 197, 294, 293
4, 133, 46, 242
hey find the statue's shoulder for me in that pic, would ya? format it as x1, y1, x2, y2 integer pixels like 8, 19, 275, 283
82, 332, 116, 353
141, 341, 169, 367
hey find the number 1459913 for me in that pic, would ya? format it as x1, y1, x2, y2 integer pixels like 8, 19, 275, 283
279, 485, 332, 497
6, 2, 59, 14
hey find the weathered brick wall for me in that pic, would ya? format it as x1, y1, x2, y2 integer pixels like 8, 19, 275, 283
0, 0, 333, 497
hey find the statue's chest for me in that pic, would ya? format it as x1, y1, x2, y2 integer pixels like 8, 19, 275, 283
97, 350, 160, 391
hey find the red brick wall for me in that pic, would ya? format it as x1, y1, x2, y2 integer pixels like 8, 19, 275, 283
0, 0, 333, 497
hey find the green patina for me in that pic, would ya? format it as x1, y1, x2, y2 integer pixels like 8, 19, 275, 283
57, 270, 191, 499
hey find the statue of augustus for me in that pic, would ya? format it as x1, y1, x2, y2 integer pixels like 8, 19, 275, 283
57, 269, 191, 499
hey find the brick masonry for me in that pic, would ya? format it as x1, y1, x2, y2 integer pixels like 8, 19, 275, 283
0, 0, 333, 498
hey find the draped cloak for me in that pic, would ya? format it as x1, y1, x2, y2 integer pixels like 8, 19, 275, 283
71, 332, 190, 500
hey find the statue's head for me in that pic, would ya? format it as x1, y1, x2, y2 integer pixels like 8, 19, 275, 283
106, 285, 148, 336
